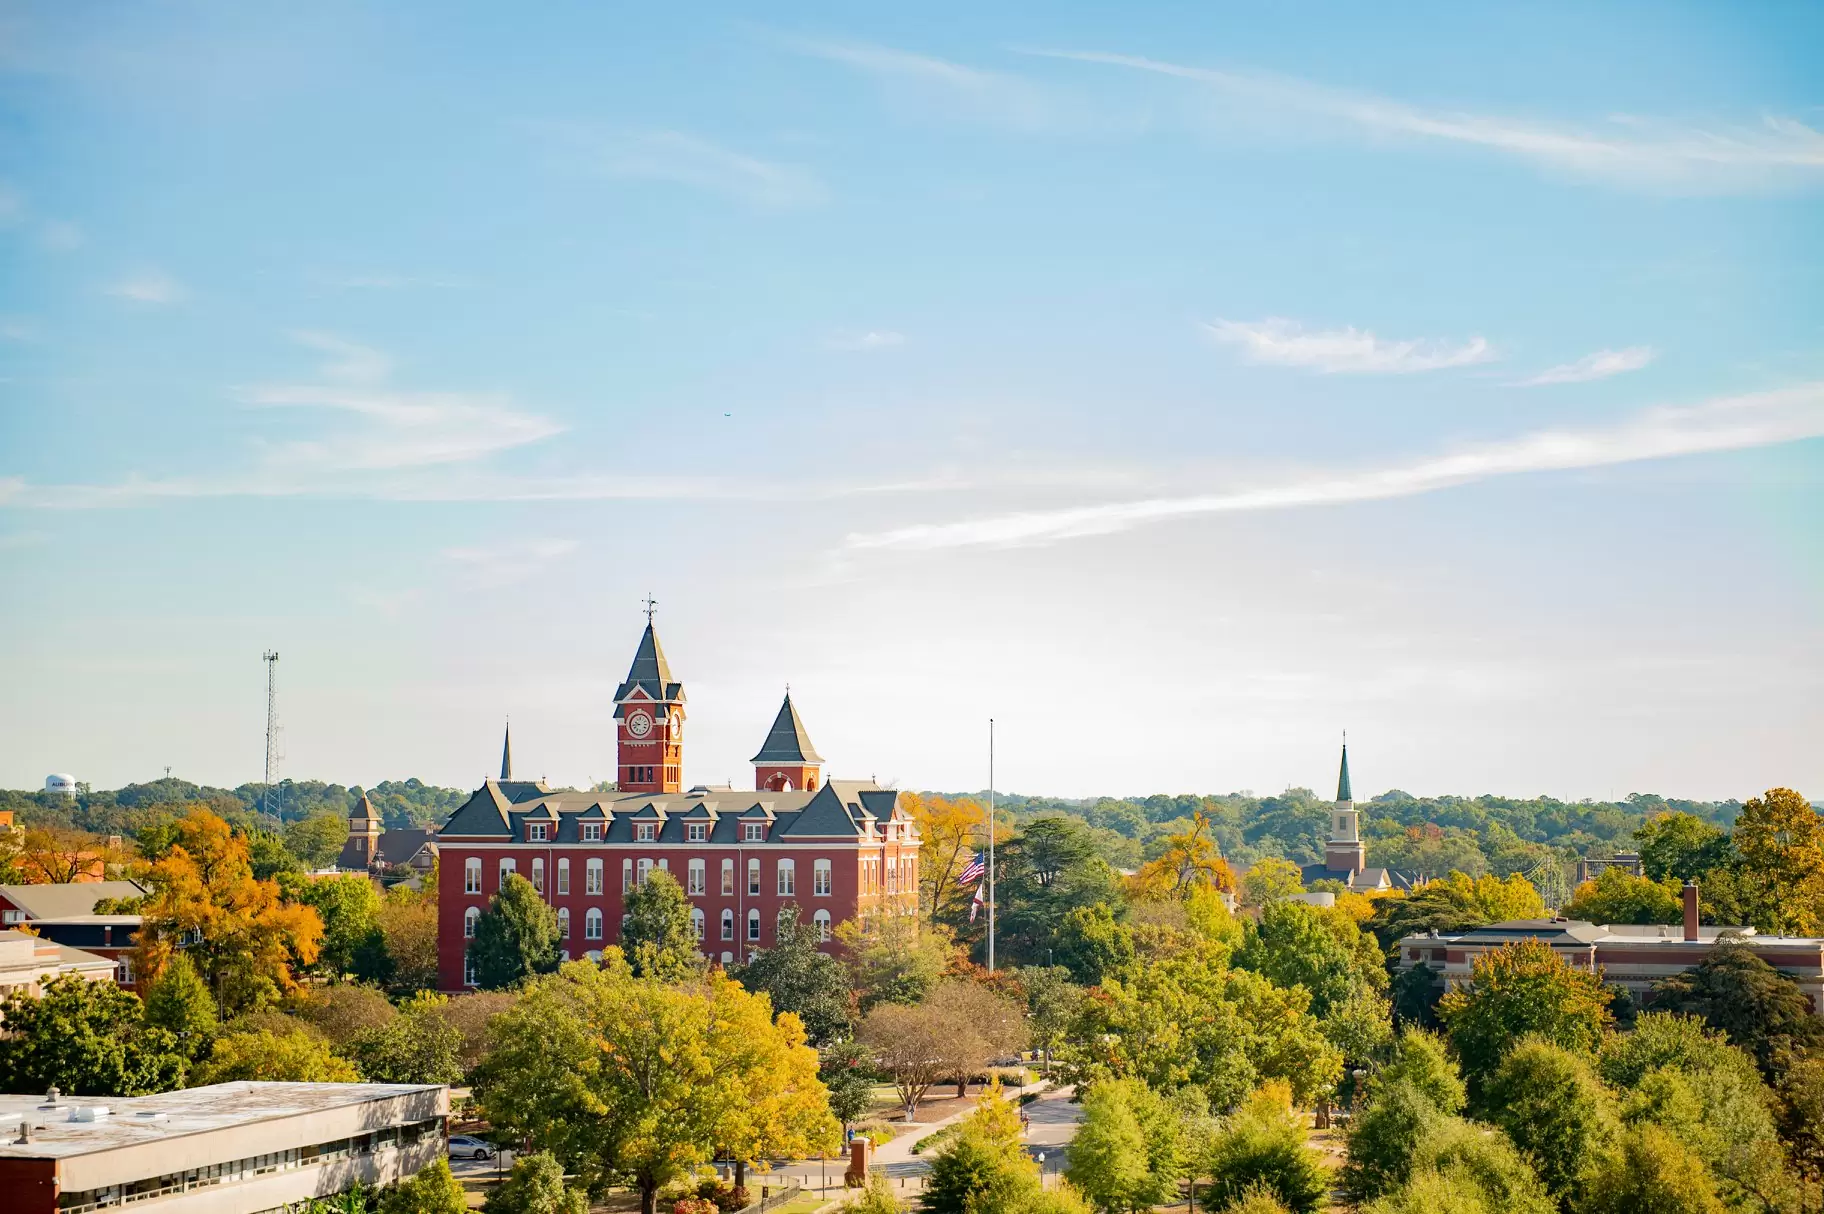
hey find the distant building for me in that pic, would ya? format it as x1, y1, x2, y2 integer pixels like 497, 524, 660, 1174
1299, 739, 1421, 894
1397, 882, 1824, 1008
0, 930, 117, 1002
1575, 851, 1644, 885
336, 794, 438, 878
0, 1081, 448, 1214
0, 882, 145, 985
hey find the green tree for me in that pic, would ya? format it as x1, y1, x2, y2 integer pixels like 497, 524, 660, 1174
1360, 1169, 1495, 1214
1634, 813, 1731, 884
1560, 868, 1682, 925
1436, 940, 1613, 1096
1015, 965, 1087, 1076
1366, 873, 1547, 952
247, 831, 305, 881
470, 874, 561, 991
1239, 859, 1304, 908
735, 907, 854, 1045
1412, 1117, 1554, 1214
142, 950, 218, 1053
1202, 1084, 1328, 1214
1235, 900, 1372, 1018
379, 1157, 467, 1214
483, 1151, 587, 1214
347, 993, 467, 1085
992, 816, 1125, 968
286, 812, 352, 870
290, 982, 396, 1045
1648, 939, 1824, 1076
1483, 1039, 1617, 1203
923, 1085, 1043, 1214
286, 873, 384, 977
1371, 1027, 1466, 1115
1051, 904, 1136, 987
620, 869, 703, 981
837, 913, 954, 1010
819, 1039, 876, 1134
1066, 1079, 1184, 1214
1711, 787, 1824, 936
0, 975, 186, 1096
1578, 1124, 1723, 1214
194, 1023, 362, 1083
1342, 1081, 1446, 1202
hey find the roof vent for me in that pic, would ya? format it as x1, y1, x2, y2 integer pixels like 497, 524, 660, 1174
133, 1111, 168, 1121
44, 1087, 60, 1105
69, 1106, 111, 1121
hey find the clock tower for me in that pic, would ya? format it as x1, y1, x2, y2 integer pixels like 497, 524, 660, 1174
615, 614, 685, 793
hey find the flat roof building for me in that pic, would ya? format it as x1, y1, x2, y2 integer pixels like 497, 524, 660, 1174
0, 1081, 448, 1214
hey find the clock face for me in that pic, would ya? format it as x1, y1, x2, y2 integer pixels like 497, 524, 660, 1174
627, 710, 653, 738
669, 712, 682, 737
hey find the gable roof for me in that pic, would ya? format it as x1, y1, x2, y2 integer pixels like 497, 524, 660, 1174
0, 880, 147, 920
751, 693, 824, 764
614, 623, 684, 705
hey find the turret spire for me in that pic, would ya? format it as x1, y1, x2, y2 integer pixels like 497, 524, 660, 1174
500, 720, 513, 781
753, 690, 824, 792
1337, 731, 1353, 804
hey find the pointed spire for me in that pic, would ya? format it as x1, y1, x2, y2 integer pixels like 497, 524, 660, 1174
615, 620, 680, 702
350, 791, 379, 825
500, 720, 513, 781
1337, 732, 1353, 803
751, 691, 825, 763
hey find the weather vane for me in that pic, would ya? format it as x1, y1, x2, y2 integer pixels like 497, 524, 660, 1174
642, 593, 658, 622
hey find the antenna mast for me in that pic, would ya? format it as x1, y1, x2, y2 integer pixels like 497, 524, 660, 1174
262, 651, 281, 822
987, 717, 996, 973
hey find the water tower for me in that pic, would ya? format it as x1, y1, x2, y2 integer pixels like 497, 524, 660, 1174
44, 774, 77, 797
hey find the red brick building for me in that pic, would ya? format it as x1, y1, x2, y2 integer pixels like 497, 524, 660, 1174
434, 619, 920, 990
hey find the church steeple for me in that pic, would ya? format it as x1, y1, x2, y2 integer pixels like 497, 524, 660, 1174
614, 605, 686, 793
753, 690, 823, 792
1325, 733, 1366, 876
1337, 734, 1353, 803
500, 721, 513, 781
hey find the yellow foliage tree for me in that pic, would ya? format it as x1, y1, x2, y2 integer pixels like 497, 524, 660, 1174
905, 792, 991, 919
1131, 813, 1237, 900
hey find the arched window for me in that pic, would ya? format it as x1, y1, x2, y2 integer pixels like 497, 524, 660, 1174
691, 907, 705, 941
721, 858, 735, 895
721, 908, 735, 941
813, 909, 832, 942
463, 952, 477, 987
688, 858, 706, 895
777, 858, 796, 896
747, 908, 761, 942
531, 857, 545, 893
747, 858, 761, 895
585, 908, 603, 940
636, 857, 653, 886
587, 858, 604, 895
464, 906, 480, 938
813, 859, 832, 896
464, 857, 482, 894
557, 908, 571, 940
557, 857, 570, 895
499, 858, 516, 888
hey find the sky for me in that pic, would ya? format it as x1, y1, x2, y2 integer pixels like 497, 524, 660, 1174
1, 2, 1820, 803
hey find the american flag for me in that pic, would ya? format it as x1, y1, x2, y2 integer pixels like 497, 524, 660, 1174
958, 852, 986, 886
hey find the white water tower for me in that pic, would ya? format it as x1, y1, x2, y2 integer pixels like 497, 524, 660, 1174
44, 774, 77, 797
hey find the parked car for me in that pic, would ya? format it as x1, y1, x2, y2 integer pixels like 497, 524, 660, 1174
448, 1135, 496, 1160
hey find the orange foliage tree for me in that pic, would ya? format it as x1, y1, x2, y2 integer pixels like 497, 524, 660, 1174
904, 792, 998, 919
132, 809, 323, 1014
2, 826, 128, 884
1130, 813, 1237, 901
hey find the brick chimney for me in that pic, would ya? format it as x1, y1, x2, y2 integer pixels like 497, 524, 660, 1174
1682, 880, 1700, 942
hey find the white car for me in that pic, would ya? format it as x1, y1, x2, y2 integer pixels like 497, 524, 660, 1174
448, 1135, 497, 1161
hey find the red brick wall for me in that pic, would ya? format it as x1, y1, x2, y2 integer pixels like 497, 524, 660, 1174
0, 1158, 56, 1214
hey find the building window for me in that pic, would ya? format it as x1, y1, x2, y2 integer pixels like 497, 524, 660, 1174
557, 858, 570, 895
687, 822, 707, 842
777, 859, 796, 897
691, 908, 705, 940
744, 822, 765, 842
115, 955, 135, 984
637, 858, 653, 886
528, 823, 547, 842
585, 909, 603, 940
814, 859, 832, 896
531, 857, 545, 893
464, 906, 480, 938
622, 858, 633, 891
558, 908, 570, 939
747, 908, 761, 942
636, 822, 656, 842
688, 859, 706, 895
464, 953, 477, 987
465, 858, 482, 894
813, 910, 832, 942
499, 858, 516, 888
748, 858, 761, 895
721, 858, 735, 895
587, 858, 604, 895
721, 908, 734, 941
583, 822, 602, 842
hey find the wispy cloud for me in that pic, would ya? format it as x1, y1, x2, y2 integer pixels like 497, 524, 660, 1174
1024, 49, 1824, 190
588, 130, 826, 207
444, 538, 581, 587
845, 382, 1824, 552
1207, 318, 1493, 374
104, 271, 185, 304
779, 35, 1050, 130
1512, 346, 1656, 387
827, 329, 906, 351
290, 330, 394, 383
38, 220, 81, 251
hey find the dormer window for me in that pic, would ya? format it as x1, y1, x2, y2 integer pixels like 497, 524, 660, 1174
583, 822, 602, 842
744, 822, 765, 842
636, 823, 657, 842
528, 823, 548, 842
687, 823, 707, 842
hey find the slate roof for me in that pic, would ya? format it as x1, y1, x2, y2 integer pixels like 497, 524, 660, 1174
1299, 862, 1421, 893
614, 623, 684, 709
0, 880, 148, 920
1336, 740, 1353, 802
336, 828, 439, 872
751, 693, 824, 764
438, 776, 906, 843
349, 792, 380, 825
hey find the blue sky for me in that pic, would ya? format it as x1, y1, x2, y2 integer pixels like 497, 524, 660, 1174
1, 2, 1820, 801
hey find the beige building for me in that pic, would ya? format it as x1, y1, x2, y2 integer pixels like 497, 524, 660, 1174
0, 1082, 448, 1214
0, 930, 116, 1002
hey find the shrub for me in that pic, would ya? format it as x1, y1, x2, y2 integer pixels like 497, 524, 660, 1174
715, 1186, 750, 1212
671, 1199, 716, 1214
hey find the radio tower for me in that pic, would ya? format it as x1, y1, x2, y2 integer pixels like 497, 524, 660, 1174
262, 650, 282, 823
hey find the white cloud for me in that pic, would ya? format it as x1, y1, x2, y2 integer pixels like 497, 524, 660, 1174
1024, 49, 1824, 190
1512, 346, 1656, 386
779, 35, 1051, 130
827, 330, 906, 351
844, 382, 1824, 552
105, 271, 185, 304
290, 330, 394, 383
1207, 318, 1493, 374
444, 538, 580, 587
241, 385, 562, 472
591, 130, 826, 207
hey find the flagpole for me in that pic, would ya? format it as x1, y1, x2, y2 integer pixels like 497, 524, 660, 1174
987, 717, 996, 973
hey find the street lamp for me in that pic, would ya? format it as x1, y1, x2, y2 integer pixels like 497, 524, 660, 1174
1036, 1153, 1046, 1190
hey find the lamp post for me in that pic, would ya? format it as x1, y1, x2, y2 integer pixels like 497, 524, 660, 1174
1036, 1153, 1046, 1190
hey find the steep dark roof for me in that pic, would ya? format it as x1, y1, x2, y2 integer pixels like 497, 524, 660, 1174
1337, 740, 1353, 803
336, 828, 439, 872
437, 780, 901, 843
349, 792, 380, 824
500, 723, 513, 780
751, 693, 823, 764
614, 623, 684, 705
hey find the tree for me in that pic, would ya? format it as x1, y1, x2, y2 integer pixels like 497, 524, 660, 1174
838, 914, 954, 1010
1366, 873, 1546, 952
193, 1020, 362, 1083
735, 907, 855, 1046
1342, 1081, 1446, 1202
132, 809, 325, 1015
620, 869, 703, 981
922, 1085, 1043, 1214
1131, 813, 1237, 901
286, 812, 351, 870
1359, 1169, 1495, 1214
1712, 788, 1824, 936
1561, 868, 1682, 926
470, 873, 561, 990
1052, 904, 1135, 987
484, 1151, 588, 1214
819, 1039, 877, 1134
286, 873, 384, 977
475, 957, 836, 1214
1240, 859, 1304, 908
1579, 1125, 1724, 1214
849, 1172, 904, 1214
1436, 940, 1613, 1096
1648, 939, 1824, 1076
1067, 1079, 1184, 1214
1634, 813, 1731, 885
1014, 966, 1087, 1075
1412, 1117, 1554, 1214
436, 990, 517, 1071
860, 999, 962, 1120
1371, 1027, 1465, 1114
926, 979, 1028, 1097
904, 792, 989, 920
992, 817, 1125, 968
0, 975, 186, 1096
1483, 1039, 1617, 1202
379, 1157, 467, 1214
1235, 900, 1372, 1018
5, 824, 127, 883
247, 832, 305, 881
142, 950, 218, 1053
348, 993, 467, 1085
1202, 1083, 1328, 1214
356, 886, 442, 992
